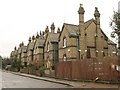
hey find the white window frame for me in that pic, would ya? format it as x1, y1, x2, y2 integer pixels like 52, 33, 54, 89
63, 37, 67, 48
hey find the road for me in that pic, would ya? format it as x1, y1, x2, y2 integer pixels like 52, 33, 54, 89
2, 71, 71, 88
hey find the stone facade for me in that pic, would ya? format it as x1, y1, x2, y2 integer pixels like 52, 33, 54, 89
33, 32, 45, 67
27, 36, 35, 66
108, 39, 117, 56
44, 23, 59, 69
10, 46, 18, 60
21, 45, 27, 66
10, 4, 117, 69
59, 23, 79, 61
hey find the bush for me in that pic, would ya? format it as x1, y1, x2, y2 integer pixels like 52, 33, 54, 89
39, 66, 48, 76
11, 58, 22, 71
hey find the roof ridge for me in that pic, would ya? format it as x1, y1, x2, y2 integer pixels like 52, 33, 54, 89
108, 39, 117, 45
84, 18, 94, 30
63, 18, 94, 26
85, 18, 94, 24
64, 23, 78, 26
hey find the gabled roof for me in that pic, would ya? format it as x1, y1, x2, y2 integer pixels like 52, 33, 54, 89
10, 50, 18, 57
84, 19, 108, 40
10, 51, 14, 57
18, 47, 22, 54
100, 28, 108, 40
64, 23, 78, 34
108, 39, 117, 45
49, 33, 59, 43
27, 41, 35, 51
18, 45, 27, 54
59, 19, 94, 39
85, 19, 109, 40
84, 19, 94, 30
22, 46, 27, 53
59, 18, 111, 41
34, 38, 45, 48
45, 32, 60, 44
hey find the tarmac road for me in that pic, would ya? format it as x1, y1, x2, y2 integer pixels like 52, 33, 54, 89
2, 71, 71, 88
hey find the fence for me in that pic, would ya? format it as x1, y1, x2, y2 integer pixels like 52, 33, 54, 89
55, 56, 120, 82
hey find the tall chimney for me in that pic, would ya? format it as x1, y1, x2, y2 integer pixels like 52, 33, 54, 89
78, 4, 87, 59
50, 22, 55, 33
94, 7, 103, 58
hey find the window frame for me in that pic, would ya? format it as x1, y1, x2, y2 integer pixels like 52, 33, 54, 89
63, 37, 67, 48
47, 42, 50, 52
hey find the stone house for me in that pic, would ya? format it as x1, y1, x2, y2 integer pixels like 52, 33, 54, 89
108, 39, 117, 56
17, 43, 22, 61
33, 32, 45, 67
21, 45, 27, 66
27, 36, 35, 66
10, 46, 18, 60
44, 23, 60, 69
58, 5, 117, 61
59, 23, 80, 61
17, 42, 25, 60
10, 4, 117, 69
17, 42, 27, 66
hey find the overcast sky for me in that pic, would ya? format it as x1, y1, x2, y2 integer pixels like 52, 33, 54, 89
0, 0, 119, 57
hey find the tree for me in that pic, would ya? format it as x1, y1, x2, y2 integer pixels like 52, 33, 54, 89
110, 10, 120, 65
11, 57, 22, 71
2, 57, 11, 69
0, 56, 2, 69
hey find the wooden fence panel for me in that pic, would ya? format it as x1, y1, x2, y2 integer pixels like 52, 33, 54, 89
55, 57, 120, 81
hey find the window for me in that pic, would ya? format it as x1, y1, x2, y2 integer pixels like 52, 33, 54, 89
31, 50, 33, 61
103, 52, 105, 57
63, 54, 67, 61
63, 37, 67, 48
47, 42, 50, 52
46, 55, 52, 69
76, 38, 80, 60
96, 50, 98, 57
76, 38, 79, 47
101, 36, 103, 38
86, 48, 91, 58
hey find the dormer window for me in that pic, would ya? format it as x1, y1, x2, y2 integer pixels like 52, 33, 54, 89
47, 42, 50, 52
63, 37, 67, 48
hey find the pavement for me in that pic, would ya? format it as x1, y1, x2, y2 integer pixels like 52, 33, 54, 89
5, 71, 120, 88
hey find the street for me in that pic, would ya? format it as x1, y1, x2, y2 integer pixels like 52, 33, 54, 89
2, 71, 71, 88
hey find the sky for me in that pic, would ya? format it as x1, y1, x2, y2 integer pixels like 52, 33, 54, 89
0, 0, 120, 57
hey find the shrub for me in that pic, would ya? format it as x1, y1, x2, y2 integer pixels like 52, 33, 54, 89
39, 66, 48, 76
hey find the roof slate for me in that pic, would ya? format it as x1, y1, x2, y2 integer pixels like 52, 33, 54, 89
18, 47, 22, 54
45, 32, 60, 44
27, 41, 35, 50
34, 38, 45, 47
108, 39, 117, 45
22, 46, 27, 53
49, 33, 59, 42
63, 19, 94, 36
